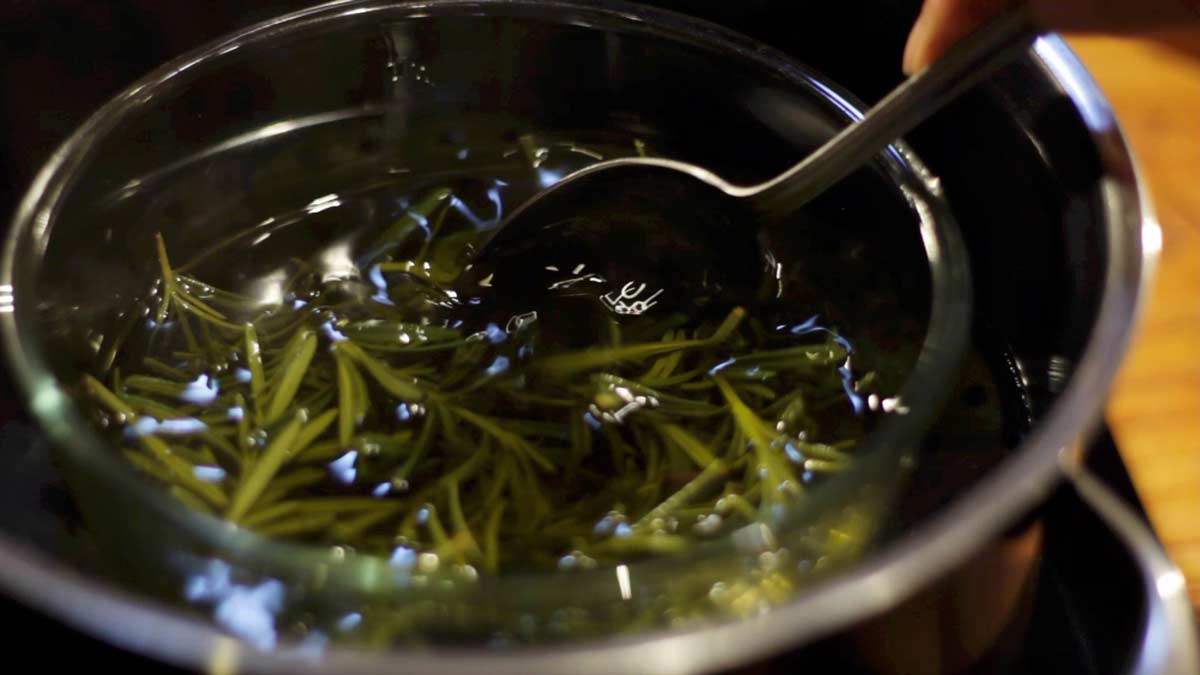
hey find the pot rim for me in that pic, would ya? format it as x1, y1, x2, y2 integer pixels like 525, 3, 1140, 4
0, 2, 1155, 673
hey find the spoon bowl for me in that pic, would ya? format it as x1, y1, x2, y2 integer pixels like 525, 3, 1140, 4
464, 158, 763, 323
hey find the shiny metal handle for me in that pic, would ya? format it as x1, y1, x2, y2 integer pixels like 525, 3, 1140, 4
750, 6, 1039, 215
1068, 468, 1200, 675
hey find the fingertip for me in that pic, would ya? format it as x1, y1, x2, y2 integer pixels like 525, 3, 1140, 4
903, 0, 1022, 75
901, 1, 939, 75
901, 37, 924, 76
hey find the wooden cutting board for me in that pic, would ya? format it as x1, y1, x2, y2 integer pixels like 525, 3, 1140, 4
1066, 29, 1200, 610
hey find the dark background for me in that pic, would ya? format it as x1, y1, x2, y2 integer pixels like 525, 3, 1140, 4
0, 1, 322, 221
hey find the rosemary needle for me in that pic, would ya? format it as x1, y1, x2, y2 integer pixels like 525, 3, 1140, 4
81, 142, 888, 576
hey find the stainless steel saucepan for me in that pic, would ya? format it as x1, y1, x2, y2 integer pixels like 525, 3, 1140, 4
0, 1, 1193, 673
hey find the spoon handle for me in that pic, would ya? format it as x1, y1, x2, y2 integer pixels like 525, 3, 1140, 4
750, 6, 1039, 215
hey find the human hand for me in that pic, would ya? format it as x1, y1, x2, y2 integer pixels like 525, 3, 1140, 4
903, 0, 1200, 74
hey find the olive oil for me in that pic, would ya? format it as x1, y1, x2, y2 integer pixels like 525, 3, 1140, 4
83, 130, 897, 573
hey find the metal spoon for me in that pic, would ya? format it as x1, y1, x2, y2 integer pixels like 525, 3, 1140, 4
466, 8, 1036, 310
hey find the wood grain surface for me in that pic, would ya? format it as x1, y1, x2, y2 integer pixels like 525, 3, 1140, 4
1065, 29, 1200, 609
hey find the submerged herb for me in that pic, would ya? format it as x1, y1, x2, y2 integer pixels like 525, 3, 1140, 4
83, 136, 890, 574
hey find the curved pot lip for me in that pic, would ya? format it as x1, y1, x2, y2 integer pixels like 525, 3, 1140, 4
0, 1, 1156, 671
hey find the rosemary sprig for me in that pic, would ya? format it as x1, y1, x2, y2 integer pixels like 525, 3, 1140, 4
83, 172, 885, 578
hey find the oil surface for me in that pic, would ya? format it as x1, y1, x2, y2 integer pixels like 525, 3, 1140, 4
80, 122, 921, 575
